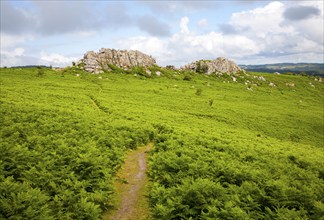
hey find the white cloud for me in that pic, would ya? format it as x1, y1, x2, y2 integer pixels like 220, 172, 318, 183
13, 48, 25, 56
1, 47, 25, 58
0, 32, 81, 67
0, 33, 34, 49
197, 18, 208, 27
282, 1, 323, 45
223, 1, 323, 62
40, 51, 77, 66
15, 48, 25, 56
230, 1, 288, 37
180, 17, 190, 34
0, 49, 78, 67
117, 36, 171, 64
118, 1, 323, 66
118, 17, 260, 67
0, 47, 34, 67
1, 1, 322, 67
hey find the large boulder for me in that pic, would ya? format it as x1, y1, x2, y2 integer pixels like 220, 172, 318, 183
77, 48, 156, 74
182, 57, 242, 75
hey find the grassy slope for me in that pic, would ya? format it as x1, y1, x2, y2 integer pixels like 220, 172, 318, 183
0, 67, 323, 219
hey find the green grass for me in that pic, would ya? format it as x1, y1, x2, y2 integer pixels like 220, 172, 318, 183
0, 67, 323, 219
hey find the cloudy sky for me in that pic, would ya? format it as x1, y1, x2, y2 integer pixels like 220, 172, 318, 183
1, 0, 323, 67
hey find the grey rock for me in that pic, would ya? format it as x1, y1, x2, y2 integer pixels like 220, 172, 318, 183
286, 83, 296, 87
254, 75, 266, 81
269, 82, 276, 87
77, 48, 156, 74
308, 82, 315, 88
146, 70, 152, 76
181, 57, 241, 75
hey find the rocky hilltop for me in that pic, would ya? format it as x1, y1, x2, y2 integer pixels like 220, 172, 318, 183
182, 57, 242, 75
76, 48, 156, 74
76, 48, 242, 75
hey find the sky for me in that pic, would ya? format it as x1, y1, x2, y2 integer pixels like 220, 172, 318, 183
1, 0, 323, 67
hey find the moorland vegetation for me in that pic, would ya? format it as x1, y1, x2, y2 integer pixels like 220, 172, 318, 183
0, 65, 323, 219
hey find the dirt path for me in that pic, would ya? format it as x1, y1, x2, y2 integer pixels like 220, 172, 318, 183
103, 145, 152, 220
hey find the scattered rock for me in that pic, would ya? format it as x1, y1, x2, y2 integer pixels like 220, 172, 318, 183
77, 48, 156, 74
244, 80, 251, 85
155, 71, 161, 76
286, 83, 295, 87
309, 82, 315, 88
269, 82, 276, 87
145, 70, 152, 76
274, 72, 280, 75
181, 57, 242, 75
254, 75, 266, 81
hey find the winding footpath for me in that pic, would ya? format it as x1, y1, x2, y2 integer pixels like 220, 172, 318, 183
104, 145, 152, 220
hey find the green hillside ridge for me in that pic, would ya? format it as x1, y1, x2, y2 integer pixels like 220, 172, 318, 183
0, 66, 323, 219
240, 63, 324, 76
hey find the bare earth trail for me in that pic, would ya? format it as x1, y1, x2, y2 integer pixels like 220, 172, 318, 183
103, 144, 153, 220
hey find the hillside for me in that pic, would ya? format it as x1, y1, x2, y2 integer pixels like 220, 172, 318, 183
0, 66, 323, 219
240, 63, 324, 76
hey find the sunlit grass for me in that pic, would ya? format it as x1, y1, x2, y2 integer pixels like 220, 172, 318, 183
0, 67, 323, 219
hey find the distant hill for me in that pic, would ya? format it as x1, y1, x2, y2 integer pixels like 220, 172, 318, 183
10, 65, 53, 69
239, 63, 324, 76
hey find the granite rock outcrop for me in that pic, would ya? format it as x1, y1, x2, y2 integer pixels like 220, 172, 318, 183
182, 57, 242, 75
76, 48, 156, 74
